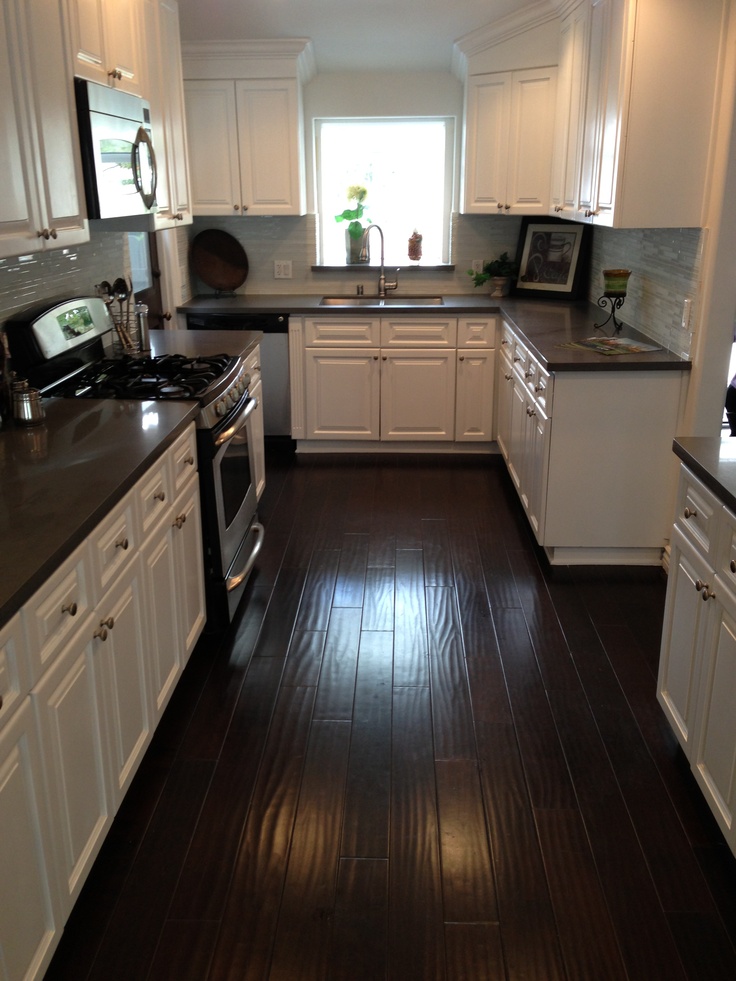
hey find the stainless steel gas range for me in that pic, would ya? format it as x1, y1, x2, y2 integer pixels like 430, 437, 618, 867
4, 296, 264, 630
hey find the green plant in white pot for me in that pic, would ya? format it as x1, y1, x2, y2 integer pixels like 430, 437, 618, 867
467, 252, 519, 297
335, 185, 370, 264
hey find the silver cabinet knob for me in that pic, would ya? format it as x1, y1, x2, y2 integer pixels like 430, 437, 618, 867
61, 602, 78, 617
683, 507, 697, 519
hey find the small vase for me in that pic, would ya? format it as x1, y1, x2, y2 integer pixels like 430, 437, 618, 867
346, 230, 368, 264
490, 276, 511, 298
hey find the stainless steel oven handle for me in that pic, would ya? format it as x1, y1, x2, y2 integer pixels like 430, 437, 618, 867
226, 522, 265, 593
214, 396, 258, 448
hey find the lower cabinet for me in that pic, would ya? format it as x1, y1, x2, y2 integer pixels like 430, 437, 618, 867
0, 697, 61, 981
497, 318, 687, 564
301, 315, 495, 444
1, 423, 206, 979
658, 465, 736, 854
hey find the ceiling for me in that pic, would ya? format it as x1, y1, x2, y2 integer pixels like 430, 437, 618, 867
177, 0, 551, 73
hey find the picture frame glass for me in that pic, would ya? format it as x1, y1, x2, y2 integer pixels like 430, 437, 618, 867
514, 220, 588, 299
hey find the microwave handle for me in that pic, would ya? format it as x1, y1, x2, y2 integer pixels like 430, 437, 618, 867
131, 126, 158, 209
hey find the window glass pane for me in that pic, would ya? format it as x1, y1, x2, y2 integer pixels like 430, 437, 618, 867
317, 118, 450, 266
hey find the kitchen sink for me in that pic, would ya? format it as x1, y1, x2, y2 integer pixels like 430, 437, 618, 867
320, 295, 444, 306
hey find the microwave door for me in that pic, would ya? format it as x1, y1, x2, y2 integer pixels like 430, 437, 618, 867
131, 126, 157, 210
91, 112, 150, 219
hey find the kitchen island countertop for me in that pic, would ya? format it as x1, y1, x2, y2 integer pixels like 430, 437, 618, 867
178, 294, 690, 372
0, 328, 261, 627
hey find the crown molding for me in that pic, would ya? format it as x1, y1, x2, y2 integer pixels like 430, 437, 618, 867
452, 0, 560, 79
181, 39, 317, 84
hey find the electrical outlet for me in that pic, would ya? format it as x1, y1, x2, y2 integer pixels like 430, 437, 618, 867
274, 260, 292, 279
471, 259, 484, 274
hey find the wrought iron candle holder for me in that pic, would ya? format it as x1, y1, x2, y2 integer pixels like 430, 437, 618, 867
594, 269, 631, 335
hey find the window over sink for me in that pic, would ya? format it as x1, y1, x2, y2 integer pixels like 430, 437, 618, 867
315, 117, 454, 267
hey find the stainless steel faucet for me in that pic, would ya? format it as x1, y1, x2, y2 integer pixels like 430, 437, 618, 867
359, 225, 398, 297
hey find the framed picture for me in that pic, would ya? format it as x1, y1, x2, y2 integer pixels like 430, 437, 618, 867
512, 217, 591, 300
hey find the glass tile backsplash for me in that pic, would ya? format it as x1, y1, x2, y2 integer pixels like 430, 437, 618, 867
0, 216, 703, 360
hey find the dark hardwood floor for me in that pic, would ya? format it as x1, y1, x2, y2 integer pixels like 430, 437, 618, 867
45, 446, 736, 981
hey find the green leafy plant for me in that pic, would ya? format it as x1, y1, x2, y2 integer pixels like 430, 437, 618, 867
467, 251, 519, 287
335, 184, 370, 240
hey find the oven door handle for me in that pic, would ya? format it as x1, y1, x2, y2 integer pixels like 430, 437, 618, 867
214, 396, 257, 448
226, 522, 265, 593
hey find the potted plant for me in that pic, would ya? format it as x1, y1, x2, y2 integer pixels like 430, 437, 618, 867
467, 251, 519, 297
335, 185, 370, 264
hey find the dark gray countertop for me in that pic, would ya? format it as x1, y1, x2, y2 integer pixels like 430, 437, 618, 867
673, 436, 736, 514
0, 328, 261, 627
178, 294, 690, 372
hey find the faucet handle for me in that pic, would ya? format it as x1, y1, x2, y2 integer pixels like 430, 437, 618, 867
385, 269, 399, 293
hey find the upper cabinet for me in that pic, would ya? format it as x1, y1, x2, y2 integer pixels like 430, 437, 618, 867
462, 67, 557, 216
143, 0, 192, 227
0, 0, 88, 260
182, 41, 314, 217
551, 0, 723, 228
67, 0, 145, 96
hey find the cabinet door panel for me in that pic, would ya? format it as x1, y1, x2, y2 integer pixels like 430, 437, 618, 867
381, 351, 455, 441
32, 622, 112, 910
236, 79, 304, 215
0, 700, 59, 980
506, 68, 556, 214
456, 350, 495, 441
657, 528, 711, 752
184, 79, 241, 215
172, 482, 206, 661
305, 349, 380, 439
692, 587, 736, 842
463, 73, 510, 212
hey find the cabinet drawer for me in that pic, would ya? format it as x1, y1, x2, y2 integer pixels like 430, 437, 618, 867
305, 317, 380, 346
674, 466, 721, 560
500, 321, 515, 351
169, 424, 198, 498
23, 541, 94, 686
135, 457, 172, 541
458, 317, 496, 348
380, 317, 457, 348
89, 490, 138, 601
0, 614, 28, 733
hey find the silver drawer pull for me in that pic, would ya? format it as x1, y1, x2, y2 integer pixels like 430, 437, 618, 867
683, 507, 697, 519
184, 455, 195, 466
173, 513, 187, 529
115, 537, 129, 550
730, 560, 736, 575
61, 602, 78, 617
100, 617, 115, 629
94, 627, 108, 642
154, 491, 166, 502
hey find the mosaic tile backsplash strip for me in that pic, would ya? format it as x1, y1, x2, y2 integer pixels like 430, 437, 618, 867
0, 215, 703, 359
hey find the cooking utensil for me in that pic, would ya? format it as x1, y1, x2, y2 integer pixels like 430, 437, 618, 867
190, 229, 249, 292
13, 385, 45, 425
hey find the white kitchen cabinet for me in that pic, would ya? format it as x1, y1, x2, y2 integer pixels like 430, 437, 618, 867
555, 0, 722, 227
0, 613, 30, 737
381, 350, 456, 442
549, 1, 590, 216
455, 317, 496, 442
143, 0, 192, 227
0, 698, 61, 981
462, 67, 557, 216
0, 0, 88, 260
498, 318, 687, 564
305, 348, 381, 440
67, 0, 145, 95
184, 77, 305, 216
658, 465, 736, 854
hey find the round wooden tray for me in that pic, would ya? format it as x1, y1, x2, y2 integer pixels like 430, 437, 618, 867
190, 229, 249, 292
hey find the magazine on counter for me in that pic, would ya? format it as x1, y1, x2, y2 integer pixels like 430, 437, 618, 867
558, 336, 662, 355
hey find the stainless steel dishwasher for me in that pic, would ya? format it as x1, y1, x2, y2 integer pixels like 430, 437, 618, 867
185, 312, 290, 437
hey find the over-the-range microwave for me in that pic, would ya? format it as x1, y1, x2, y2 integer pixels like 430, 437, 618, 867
74, 77, 158, 221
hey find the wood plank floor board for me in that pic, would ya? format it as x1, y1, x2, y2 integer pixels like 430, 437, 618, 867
435, 759, 498, 923
393, 547, 430, 687
267, 720, 352, 981
340, 630, 393, 858
389, 685, 446, 979
443, 922, 506, 981
43, 450, 736, 981
313, 606, 362, 721
426, 585, 477, 760
207, 683, 317, 981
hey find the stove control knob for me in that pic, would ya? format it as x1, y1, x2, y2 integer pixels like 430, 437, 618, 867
216, 399, 227, 417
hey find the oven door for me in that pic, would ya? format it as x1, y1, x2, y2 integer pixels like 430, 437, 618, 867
211, 395, 260, 577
